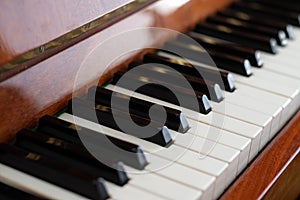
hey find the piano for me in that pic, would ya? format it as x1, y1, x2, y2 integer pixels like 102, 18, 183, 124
0, 0, 299, 199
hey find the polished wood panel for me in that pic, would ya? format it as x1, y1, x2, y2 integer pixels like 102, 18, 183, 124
221, 111, 300, 200
0, 0, 233, 142
262, 149, 300, 200
0, 0, 156, 81
0, 0, 133, 65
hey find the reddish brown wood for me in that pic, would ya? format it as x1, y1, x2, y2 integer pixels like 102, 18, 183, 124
221, 111, 300, 200
0, 0, 234, 142
0, 0, 157, 81
262, 149, 300, 200
0, 0, 134, 65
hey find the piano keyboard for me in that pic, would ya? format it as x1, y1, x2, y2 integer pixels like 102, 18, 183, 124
1, 0, 300, 199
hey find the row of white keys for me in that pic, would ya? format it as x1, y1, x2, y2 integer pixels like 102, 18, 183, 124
107, 84, 262, 161
233, 70, 299, 103
59, 113, 230, 199
168, 130, 240, 184
107, 169, 205, 200
250, 67, 300, 120
260, 28, 300, 79
233, 64, 300, 124
186, 120, 251, 174
223, 91, 282, 134
251, 68, 300, 88
261, 56, 300, 79
210, 100, 272, 150
230, 84, 292, 128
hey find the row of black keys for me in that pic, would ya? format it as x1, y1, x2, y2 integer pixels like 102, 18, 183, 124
0, 66, 233, 199
0, 114, 145, 199
195, 0, 300, 53
163, 0, 300, 79
103, 0, 300, 118
0, 84, 194, 200
106, 0, 300, 117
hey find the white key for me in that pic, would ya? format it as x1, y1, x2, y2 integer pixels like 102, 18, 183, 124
106, 84, 262, 162
0, 163, 90, 200
106, 182, 165, 200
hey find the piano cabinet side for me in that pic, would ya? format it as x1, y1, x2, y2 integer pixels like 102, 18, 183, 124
221, 111, 300, 200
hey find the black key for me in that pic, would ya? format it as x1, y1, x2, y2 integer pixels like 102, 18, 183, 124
194, 22, 278, 54
143, 53, 236, 92
164, 40, 253, 76
0, 182, 41, 200
67, 98, 173, 147
87, 87, 190, 133
15, 129, 129, 186
206, 15, 287, 46
249, 0, 300, 14
38, 115, 148, 170
186, 32, 263, 67
128, 62, 224, 102
218, 9, 295, 39
111, 70, 212, 114
231, 1, 300, 26
0, 143, 109, 200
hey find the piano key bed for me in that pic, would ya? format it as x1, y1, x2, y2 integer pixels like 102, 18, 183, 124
1, 0, 300, 199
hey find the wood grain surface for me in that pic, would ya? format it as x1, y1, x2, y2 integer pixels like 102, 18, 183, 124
221, 111, 300, 200
0, 0, 134, 65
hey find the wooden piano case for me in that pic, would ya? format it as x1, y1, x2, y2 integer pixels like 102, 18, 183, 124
0, 0, 299, 199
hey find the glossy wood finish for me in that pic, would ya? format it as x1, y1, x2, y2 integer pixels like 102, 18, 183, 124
262, 149, 300, 200
0, 0, 156, 81
221, 111, 300, 200
0, 0, 233, 142
0, 0, 133, 65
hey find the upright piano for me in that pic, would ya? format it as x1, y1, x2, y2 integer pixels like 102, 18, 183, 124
0, 0, 299, 199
